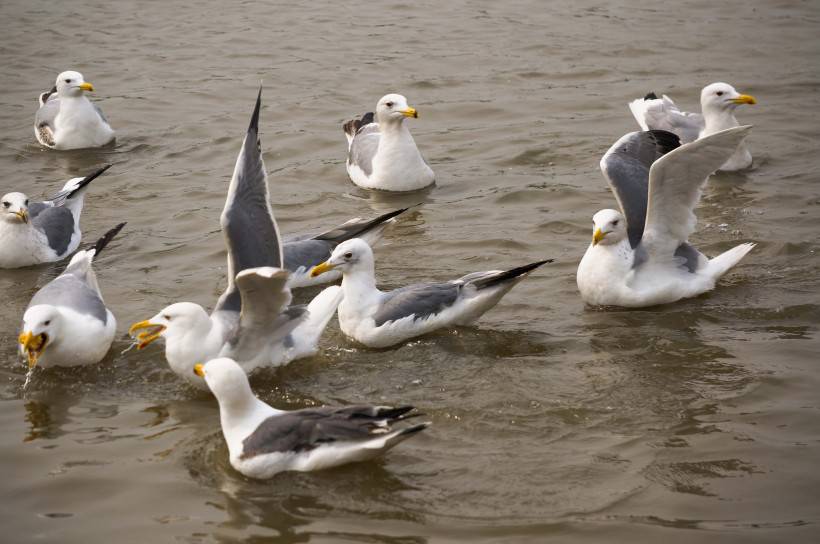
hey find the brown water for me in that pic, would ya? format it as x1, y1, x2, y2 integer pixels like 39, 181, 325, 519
1, 0, 819, 542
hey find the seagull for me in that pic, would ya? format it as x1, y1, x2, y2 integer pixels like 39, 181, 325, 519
311, 238, 551, 348
284, 207, 409, 288
343, 94, 435, 192
35, 71, 115, 150
129, 89, 342, 390
576, 126, 756, 308
19, 222, 125, 369
0, 165, 111, 268
194, 357, 429, 478
628, 82, 757, 171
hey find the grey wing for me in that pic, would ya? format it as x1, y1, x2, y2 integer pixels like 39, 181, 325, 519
348, 124, 380, 176
28, 202, 52, 220
220, 267, 305, 363
643, 96, 703, 143
240, 405, 416, 459
30, 207, 77, 256
92, 102, 109, 124
35, 96, 60, 147
373, 282, 461, 327
600, 130, 681, 248
641, 126, 753, 260
283, 239, 334, 273
214, 88, 283, 314
28, 274, 107, 324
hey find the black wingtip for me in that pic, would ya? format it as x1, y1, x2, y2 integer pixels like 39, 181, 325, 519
647, 129, 681, 155
644, 92, 658, 100
92, 222, 126, 256
248, 86, 262, 134
67, 164, 112, 199
398, 422, 430, 437
474, 259, 554, 290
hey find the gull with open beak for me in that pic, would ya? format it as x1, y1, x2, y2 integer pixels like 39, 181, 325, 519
129, 88, 342, 390
35, 70, 115, 149
576, 127, 756, 308
343, 93, 435, 191
19, 223, 124, 369
628, 82, 758, 171
0, 165, 111, 268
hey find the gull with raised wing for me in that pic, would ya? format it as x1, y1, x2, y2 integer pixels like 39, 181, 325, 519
0, 165, 111, 268
129, 89, 341, 389
576, 127, 756, 308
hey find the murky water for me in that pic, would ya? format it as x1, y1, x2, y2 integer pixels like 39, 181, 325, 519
1, 0, 818, 542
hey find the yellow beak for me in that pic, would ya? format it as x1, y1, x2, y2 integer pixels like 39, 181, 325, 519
128, 320, 166, 349
401, 107, 418, 119
15, 210, 28, 223
732, 94, 756, 105
79, 82, 94, 92
193, 363, 205, 378
19, 331, 47, 368
310, 261, 336, 278
592, 228, 606, 246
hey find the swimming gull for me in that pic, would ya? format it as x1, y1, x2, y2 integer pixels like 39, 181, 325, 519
576, 126, 756, 308
35, 71, 115, 150
19, 222, 125, 368
284, 207, 409, 288
194, 357, 429, 478
129, 89, 342, 390
344, 94, 435, 191
628, 82, 757, 171
0, 164, 111, 268
311, 238, 551, 348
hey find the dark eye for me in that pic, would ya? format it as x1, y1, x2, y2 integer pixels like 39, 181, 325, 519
2, 202, 8, 208
385, 102, 394, 108
344, 252, 353, 259
716, 91, 724, 96
163, 314, 172, 321
65, 79, 71, 83
24, 199, 29, 206
612, 220, 619, 226
44, 320, 51, 326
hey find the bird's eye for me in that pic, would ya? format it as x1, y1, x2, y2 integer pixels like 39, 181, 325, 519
163, 314, 172, 321
344, 252, 353, 259
24, 199, 29, 206
385, 102, 394, 108
716, 91, 724, 96
2, 202, 9, 208
44, 320, 51, 326
612, 220, 619, 226
65, 79, 71, 83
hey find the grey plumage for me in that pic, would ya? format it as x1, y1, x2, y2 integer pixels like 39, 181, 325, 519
28, 274, 108, 323
31, 207, 75, 254
34, 95, 60, 147
241, 405, 422, 459
347, 123, 380, 176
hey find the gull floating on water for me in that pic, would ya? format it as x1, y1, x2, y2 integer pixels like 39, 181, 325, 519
35, 71, 115, 150
576, 127, 756, 308
311, 238, 551, 348
195, 357, 429, 478
628, 82, 757, 171
344, 94, 435, 192
284, 207, 409, 288
0, 165, 111, 268
19, 223, 125, 368
129, 89, 342, 390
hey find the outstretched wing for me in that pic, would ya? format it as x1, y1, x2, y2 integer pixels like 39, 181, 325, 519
214, 88, 283, 314
600, 130, 681, 248
641, 126, 753, 260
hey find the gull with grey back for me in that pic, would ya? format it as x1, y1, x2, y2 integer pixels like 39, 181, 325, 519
129, 89, 342, 390
576, 126, 756, 308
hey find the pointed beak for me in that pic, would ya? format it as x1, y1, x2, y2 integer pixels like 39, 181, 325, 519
400, 107, 418, 118
592, 228, 606, 246
15, 210, 28, 223
19, 331, 47, 368
128, 320, 166, 349
310, 261, 337, 278
79, 82, 94, 92
731, 94, 756, 105
193, 363, 205, 378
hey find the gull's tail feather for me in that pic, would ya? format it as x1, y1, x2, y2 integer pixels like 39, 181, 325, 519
89, 222, 126, 259
314, 207, 411, 246
472, 259, 553, 290
705, 242, 755, 279
50, 164, 112, 210
343, 112, 375, 145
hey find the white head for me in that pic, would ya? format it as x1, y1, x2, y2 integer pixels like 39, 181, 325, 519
700, 82, 756, 113
194, 358, 255, 407
375, 93, 418, 124
129, 302, 211, 351
19, 305, 62, 368
1, 192, 29, 224
590, 209, 627, 247
310, 238, 376, 279
54, 70, 94, 98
